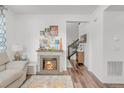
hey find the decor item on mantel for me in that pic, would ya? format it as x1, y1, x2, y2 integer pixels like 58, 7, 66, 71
60, 38, 63, 50
55, 38, 59, 50
50, 25, 58, 36
39, 25, 62, 51
36, 49, 63, 52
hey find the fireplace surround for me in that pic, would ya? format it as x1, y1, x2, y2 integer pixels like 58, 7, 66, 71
37, 50, 63, 74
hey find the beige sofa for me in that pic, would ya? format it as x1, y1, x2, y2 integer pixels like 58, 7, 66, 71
0, 52, 28, 88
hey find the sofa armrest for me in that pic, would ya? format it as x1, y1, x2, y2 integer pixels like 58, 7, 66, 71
6, 61, 28, 70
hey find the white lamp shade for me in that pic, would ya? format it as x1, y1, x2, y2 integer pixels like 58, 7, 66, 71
12, 45, 23, 52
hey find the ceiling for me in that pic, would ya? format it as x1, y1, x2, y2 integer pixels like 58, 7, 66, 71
7, 5, 98, 15
105, 5, 124, 11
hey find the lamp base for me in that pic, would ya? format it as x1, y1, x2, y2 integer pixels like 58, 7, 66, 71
14, 52, 21, 61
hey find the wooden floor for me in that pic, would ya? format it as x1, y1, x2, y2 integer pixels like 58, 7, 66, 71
64, 60, 105, 88
27, 59, 124, 88
64, 59, 124, 88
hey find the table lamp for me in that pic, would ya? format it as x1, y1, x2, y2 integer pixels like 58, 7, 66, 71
12, 45, 23, 61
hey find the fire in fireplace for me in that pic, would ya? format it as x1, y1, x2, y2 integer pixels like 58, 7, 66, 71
43, 58, 57, 70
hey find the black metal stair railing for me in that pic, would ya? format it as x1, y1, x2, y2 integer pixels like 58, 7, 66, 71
68, 38, 79, 59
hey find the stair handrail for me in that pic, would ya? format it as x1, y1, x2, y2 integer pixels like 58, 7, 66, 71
68, 39, 79, 48
68, 38, 79, 59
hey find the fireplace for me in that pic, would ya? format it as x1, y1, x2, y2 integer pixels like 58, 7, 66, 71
43, 58, 57, 70
38, 55, 60, 74
37, 50, 64, 74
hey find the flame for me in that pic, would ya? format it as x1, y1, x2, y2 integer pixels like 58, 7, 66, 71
46, 61, 54, 70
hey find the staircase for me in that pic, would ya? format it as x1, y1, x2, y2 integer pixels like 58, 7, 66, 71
68, 39, 80, 60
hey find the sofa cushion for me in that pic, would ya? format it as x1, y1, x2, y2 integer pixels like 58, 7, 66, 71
6, 61, 27, 70
0, 52, 10, 65
0, 65, 5, 72
0, 69, 23, 88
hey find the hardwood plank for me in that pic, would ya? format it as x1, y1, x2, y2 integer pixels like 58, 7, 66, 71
68, 59, 124, 88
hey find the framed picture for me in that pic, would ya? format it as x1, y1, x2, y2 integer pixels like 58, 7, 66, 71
80, 34, 87, 43
50, 25, 58, 36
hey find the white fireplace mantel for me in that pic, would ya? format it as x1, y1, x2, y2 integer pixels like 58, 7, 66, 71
37, 50, 64, 74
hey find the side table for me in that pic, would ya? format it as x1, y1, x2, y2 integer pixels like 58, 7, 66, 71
27, 62, 37, 75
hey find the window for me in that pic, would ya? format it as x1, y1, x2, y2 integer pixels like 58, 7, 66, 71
0, 7, 7, 52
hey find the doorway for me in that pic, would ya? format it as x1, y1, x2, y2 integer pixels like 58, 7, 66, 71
66, 21, 79, 60
66, 21, 89, 68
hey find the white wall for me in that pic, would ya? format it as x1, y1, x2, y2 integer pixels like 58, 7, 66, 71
79, 23, 87, 37
77, 6, 124, 83
103, 11, 124, 83
6, 12, 90, 71
84, 6, 108, 82
83, 6, 124, 83
66, 23, 79, 59
66, 23, 79, 46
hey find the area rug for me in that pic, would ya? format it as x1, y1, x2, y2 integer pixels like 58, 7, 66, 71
21, 75, 73, 88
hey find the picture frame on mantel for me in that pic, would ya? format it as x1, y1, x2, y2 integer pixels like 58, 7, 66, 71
50, 25, 59, 36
